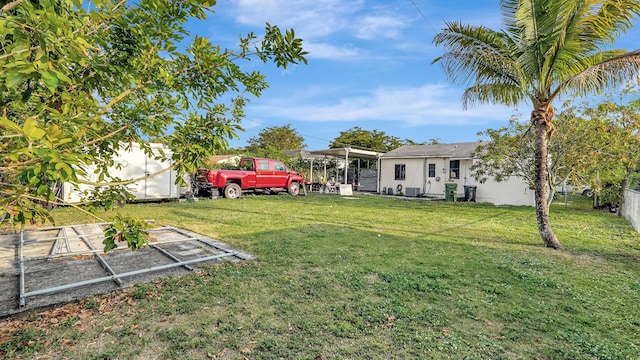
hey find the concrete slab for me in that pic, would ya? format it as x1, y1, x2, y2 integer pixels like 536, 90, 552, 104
0, 224, 254, 319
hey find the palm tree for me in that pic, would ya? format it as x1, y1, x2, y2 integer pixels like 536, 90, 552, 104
433, 0, 640, 249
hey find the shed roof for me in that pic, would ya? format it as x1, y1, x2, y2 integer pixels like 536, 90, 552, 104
309, 147, 383, 160
381, 142, 481, 159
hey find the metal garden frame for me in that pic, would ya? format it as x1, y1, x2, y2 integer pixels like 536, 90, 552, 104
18, 224, 242, 308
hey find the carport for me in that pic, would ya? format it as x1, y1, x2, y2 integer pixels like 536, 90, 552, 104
308, 147, 384, 192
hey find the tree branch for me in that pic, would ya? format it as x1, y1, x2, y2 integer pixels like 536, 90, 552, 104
1, 0, 28, 13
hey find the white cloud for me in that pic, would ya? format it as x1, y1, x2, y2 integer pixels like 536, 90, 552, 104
227, 0, 411, 60
231, 0, 361, 37
304, 41, 361, 60
250, 84, 516, 127
353, 14, 406, 40
241, 119, 263, 129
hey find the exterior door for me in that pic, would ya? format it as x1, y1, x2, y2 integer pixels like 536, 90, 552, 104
272, 161, 289, 188
255, 159, 274, 187
144, 147, 176, 199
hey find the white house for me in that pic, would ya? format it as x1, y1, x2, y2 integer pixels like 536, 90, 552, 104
379, 142, 535, 206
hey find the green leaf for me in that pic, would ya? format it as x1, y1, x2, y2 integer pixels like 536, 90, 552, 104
40, 70, 59, 93
0, 118, 23, 134
23, 118, 46, 140
37, 184, 49, 196
54, 70, 72, 84
5, 69, 26, 89
28, 175, 40, 186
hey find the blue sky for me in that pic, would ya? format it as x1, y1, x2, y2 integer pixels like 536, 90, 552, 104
193, 0, 640, 151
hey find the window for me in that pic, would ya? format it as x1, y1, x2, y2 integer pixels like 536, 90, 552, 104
274, 161, 286, 171
258, 160, 270, 170
394, 164, 406, 180
449, 160, 460, 179
240, 159, 253, 170
428, 164, 436, 178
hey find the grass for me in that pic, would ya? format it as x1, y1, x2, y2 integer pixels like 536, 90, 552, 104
2, 194, 640, 359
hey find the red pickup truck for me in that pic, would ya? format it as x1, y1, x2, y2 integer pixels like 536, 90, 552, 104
193, 157, 305, 199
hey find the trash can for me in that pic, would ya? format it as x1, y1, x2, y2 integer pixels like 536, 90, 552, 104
464, 185, 477, 202
445, 183, 457, 202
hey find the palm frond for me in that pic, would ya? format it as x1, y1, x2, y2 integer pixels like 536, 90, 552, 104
547, 1, 640, 84
580, 0, 640, 48
462, 83, 525, 109
542, 1, 592, 83
433, 21, 521, 89
562, 49, 640, 96
435, 0, 640, 111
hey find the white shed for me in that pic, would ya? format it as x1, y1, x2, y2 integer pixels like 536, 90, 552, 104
62, 143, 182, 203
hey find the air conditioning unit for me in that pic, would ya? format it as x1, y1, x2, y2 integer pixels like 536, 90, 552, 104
405, 187, 420, 197
382, 187, 387, 194
387, 188, 394, 195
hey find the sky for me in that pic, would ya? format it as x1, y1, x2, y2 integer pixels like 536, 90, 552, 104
190, 0, 640, 151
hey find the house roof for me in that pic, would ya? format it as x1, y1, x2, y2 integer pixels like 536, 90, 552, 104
381, 142, 481, 159
284, 149, 313, 158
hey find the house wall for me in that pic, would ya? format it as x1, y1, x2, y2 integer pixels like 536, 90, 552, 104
380, 157, 474, 196
379, 157, 534, 206
379, 158, 425, 195
465, 176, 535, 206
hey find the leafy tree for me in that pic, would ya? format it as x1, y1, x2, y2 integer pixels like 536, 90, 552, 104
0, 0, 307, 249
475, 93, 640, 214
473, 109, 602, 209
433, 0, 640, 249
575, 92, 640, 212
246, 124, 305, 154
243, 145, 289, 163
329, 126, 413, 152
216, 147, 246, 155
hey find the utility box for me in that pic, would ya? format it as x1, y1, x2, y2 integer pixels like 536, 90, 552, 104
405, 187, 421, 197
445, 183, 457, 202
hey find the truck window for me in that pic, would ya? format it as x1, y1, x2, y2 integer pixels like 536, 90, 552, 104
274, 161, 286, 171
258, 160, 270, 170
241, 160, 253, 170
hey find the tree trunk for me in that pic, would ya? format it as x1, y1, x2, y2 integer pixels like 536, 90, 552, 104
532, 109, 563, 249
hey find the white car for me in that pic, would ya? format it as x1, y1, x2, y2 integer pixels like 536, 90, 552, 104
556, 184, 592, 197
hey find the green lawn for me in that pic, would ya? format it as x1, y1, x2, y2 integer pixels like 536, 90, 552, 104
2, 194, 640, 359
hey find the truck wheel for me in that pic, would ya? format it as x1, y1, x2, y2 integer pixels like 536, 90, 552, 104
224, 183, 242, 199
288, 182, 300, 196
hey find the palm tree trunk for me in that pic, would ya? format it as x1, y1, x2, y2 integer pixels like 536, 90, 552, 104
532, 110, 563, 249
